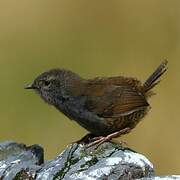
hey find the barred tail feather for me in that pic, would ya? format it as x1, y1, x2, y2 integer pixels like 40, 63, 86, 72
143, 60, 168, 92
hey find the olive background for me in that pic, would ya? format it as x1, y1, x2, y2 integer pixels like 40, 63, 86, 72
0, 0, 179, 174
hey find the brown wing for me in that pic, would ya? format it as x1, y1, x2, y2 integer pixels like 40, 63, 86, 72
84, 77, 149, 118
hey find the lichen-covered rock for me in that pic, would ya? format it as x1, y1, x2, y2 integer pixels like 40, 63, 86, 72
141, 176, 180, 179
0, 140, 179, 180
36, 142, 154, 180
0, 141, 43, 180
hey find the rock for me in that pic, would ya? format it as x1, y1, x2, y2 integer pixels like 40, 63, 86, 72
0, 141, 43, 180
141, 176, 180, 179
37, 142, 154, 180
0, 140, 179, 180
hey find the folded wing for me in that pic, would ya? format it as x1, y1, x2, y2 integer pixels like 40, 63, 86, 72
84, 77, 149, 118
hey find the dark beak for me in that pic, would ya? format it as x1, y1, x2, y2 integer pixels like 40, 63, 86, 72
24, 83, 36, 89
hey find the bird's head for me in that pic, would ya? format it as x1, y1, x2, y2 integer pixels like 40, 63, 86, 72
25, 69, 83, 105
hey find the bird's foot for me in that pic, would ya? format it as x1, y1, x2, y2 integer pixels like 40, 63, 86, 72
86, 136, 112, 148
86, 127, 131, 148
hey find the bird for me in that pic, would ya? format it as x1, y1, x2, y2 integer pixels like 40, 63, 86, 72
25, 60, 168, 146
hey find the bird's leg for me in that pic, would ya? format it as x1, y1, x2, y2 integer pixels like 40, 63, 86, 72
91, 136, 104, 141
86, 127, 131, 148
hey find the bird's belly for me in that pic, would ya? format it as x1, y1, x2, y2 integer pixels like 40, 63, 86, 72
84, 108, 148, 136
60, 101, 148, 136
57, 103, 110, 135
72, 109, 147, 136
71, 113, 111, 136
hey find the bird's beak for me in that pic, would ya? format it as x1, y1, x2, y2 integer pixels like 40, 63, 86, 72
24, 83, 36, 89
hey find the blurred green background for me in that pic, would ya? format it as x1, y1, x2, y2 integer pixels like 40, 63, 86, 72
0, 0, 179, 175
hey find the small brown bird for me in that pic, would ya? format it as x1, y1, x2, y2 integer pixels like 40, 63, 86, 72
25, 60, 167, 146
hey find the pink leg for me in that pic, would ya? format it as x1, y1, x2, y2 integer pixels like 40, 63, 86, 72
86, 127, 131, 148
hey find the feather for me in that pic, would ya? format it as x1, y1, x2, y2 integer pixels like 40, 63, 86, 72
84, 77, 149, 118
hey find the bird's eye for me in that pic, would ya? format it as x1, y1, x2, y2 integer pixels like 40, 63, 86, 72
44, 80, 51, 87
